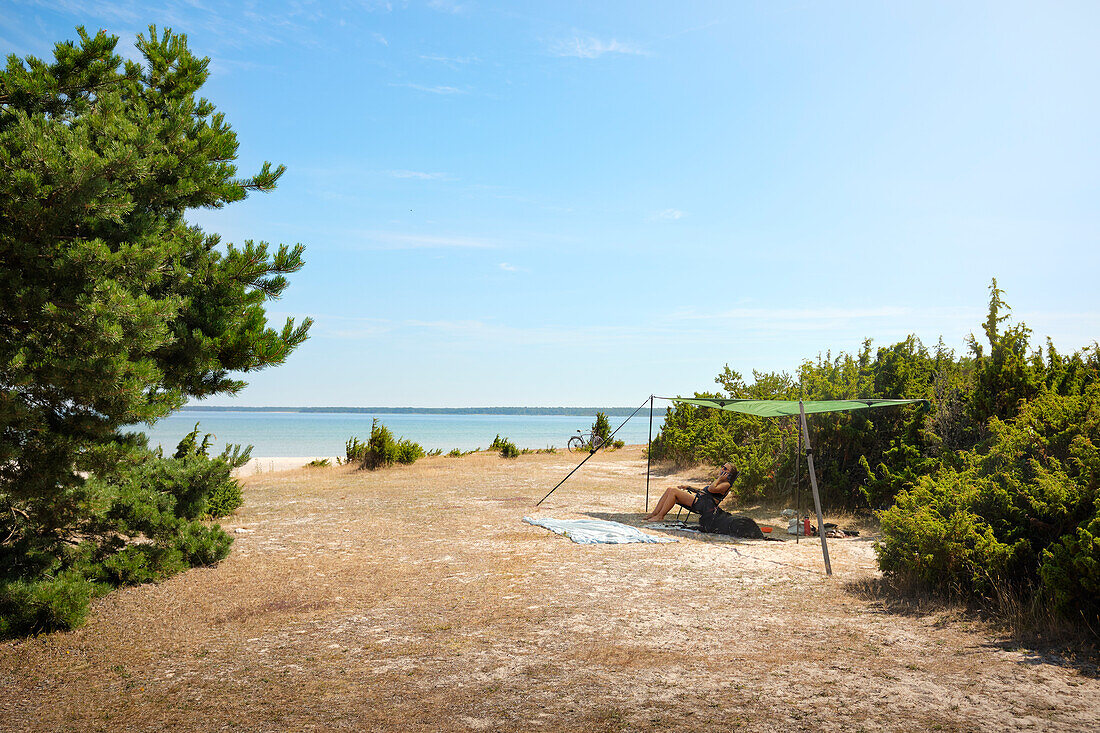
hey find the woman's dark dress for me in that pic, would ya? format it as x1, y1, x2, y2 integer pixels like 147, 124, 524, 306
690, 488, 764, 539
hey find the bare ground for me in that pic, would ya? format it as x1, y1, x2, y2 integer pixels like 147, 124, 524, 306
2, 447, 1098, 732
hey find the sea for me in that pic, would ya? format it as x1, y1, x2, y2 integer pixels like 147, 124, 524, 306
138, 410, 660, 457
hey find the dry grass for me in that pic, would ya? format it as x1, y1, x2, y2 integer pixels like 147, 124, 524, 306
2, 447, 1098, 731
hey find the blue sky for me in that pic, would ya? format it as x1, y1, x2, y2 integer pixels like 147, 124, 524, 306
4, 1, 1099, 406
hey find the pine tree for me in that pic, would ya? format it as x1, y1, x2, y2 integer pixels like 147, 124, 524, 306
0, 27, 311, 601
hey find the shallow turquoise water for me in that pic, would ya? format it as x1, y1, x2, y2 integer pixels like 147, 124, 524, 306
138, 411, 658, 457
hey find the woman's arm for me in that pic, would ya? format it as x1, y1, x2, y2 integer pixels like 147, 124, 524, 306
707, 480, 731, 497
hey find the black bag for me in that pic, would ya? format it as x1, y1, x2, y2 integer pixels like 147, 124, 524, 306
700, 511, 765, 539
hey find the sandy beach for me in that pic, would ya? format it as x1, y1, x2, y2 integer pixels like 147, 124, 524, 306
235, 456, 341, 476
2, 446, 1097, 732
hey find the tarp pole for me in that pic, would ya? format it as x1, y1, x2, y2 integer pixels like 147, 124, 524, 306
799, 401, 832, 575
796, 380, 803, 545
794, 415, 801, 545
645, 394, 654, 512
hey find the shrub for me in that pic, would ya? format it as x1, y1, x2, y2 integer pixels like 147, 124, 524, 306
592, 412, 612, 447
306, 458, 331, 468
99, 544, 186, 586
876, 386, 1100, 631
0, 571, 98, 638
0, 428, 248, 639
345, 436, 368, 464
497, 437, 520, 459
447, 448, 465, 457
396, 439, 425, 465
204, 481, 244, 519
175, 522, 233, 566
353, 420, 426, 470
361, 419, 398, 470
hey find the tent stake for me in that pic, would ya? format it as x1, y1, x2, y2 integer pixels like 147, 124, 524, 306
799, 401, 832, 575
645, 394, 654, 512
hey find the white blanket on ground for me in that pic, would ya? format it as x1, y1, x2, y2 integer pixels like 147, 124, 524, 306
522, 517, 677, 545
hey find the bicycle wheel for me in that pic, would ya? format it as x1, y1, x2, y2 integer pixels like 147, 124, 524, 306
591, 435, 605, 450
567, 436, 585, 452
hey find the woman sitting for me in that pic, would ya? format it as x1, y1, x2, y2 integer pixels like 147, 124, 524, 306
643, 463, 737, 526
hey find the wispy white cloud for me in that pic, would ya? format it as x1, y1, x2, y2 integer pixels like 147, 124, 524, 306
359, 1, 394, 12
652, 208, 685, 221
661, 306, 996, 341
372, 32, 389, 46
398, 319, 666, 347
387, 170, 453, 180
551, 35, 645, 59
350, 231, 497, 250
296, 308, 1100, 355
427, 0, 468, 14
392, 82, 467, 94
498, 262, 527, 272
672, 306, 914, 324
420, 53, 478, 68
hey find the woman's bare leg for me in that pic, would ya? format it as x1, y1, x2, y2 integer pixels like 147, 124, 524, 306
644, 487, 697, 521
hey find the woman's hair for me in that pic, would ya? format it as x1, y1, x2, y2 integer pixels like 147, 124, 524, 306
721, 464, 738, 483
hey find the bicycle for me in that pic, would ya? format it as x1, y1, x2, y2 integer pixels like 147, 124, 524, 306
567, 430, 605, 452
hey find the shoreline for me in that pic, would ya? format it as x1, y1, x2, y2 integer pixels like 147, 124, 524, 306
234, 456, 339, 475
234, 446, 650, 477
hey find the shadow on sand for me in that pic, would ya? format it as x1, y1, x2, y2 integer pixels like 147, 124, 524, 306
844, 575, 1100, 675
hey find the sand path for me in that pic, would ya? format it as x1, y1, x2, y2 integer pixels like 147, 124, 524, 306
2, 447, 1097, 731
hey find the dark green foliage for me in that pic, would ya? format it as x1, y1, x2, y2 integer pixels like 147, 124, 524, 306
446, 447, 481, 457
362, 420, 398, 470
0, 570, 97, 638
396, 439, 425, 465
967, 279, 1042, 426
592, 412, 612, 446
204, 480, 244, 519
353, 420, 426, 470
0, 26, 306, 637
174, 424, 214, 460
1040, 503, 1100, 624
306, 458, 331, 468
0, 430, 241, 636
174, 521, 233, 566
492, 436, 520, 459
345, 437, 368, 464
878, 386, 1100, 628
582, 413, 624, 450
99, 545, 186, 586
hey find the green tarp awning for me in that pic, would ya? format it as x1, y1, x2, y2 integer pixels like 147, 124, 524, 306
663, 397, 927, 418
